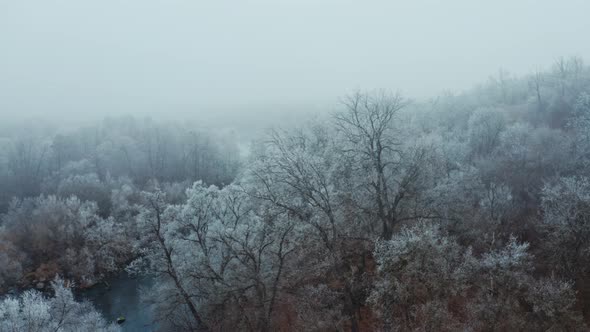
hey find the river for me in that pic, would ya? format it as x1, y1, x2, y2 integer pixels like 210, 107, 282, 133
79, 272, 157, 331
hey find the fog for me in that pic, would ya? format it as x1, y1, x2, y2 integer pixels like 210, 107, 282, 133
5, 2, 590, 331
2, 0, 589, 124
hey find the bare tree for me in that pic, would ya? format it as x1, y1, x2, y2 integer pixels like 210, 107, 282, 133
529, 69, 545, 112
134, 190, 210, 331
334, 91, 432, 239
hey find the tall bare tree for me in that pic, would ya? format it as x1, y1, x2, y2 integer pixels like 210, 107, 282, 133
334, 91, 430, 239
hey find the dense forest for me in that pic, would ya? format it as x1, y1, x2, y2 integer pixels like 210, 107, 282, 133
2, 56, 590, 331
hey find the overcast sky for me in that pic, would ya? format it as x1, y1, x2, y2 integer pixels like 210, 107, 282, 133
1, 0, 590, 121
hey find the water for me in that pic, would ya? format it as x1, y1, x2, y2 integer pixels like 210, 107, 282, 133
79, 272, 157, 332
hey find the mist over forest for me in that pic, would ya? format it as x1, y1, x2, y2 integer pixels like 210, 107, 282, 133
3, 1, 590, 332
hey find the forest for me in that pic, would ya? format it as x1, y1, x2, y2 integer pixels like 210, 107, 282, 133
2, 56, 590, 331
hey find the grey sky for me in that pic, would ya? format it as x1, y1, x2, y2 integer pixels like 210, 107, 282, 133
1, 0, 589, 121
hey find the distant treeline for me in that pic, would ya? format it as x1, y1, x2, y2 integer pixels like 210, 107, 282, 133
0, 116, 240, 214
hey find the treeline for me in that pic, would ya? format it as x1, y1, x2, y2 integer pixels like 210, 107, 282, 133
0, 117, 240, 290
3, 56, 590, 331
0, 116, 240, 213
